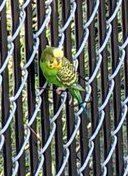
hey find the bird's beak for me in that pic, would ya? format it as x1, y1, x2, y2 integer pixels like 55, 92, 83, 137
53, 59, 62, 69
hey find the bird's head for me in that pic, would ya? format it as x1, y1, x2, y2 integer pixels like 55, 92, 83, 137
40, 46, 64, 69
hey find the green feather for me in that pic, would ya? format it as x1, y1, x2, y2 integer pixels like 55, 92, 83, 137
40, 59, 62, 87
69, 88, 82, 104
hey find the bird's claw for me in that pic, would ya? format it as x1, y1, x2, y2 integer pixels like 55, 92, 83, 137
56, 87, 66, 95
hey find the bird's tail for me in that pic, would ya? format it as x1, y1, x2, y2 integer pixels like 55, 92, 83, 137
69, 88, 83, 104
69, 87, 87, 116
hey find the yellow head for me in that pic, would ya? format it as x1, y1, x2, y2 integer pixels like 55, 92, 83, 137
41, 47, 64, 69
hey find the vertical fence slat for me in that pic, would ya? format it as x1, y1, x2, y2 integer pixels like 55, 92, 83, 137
51, 0, 65, 175
99, 1, 113, 175
10, 1, 25, 175
25, 0, 38, 174
61, 1, 77, 175
75, 1, 89, 175
122, 0, 128, 141
109, 1, 124, 175
87, 1, 101, 175
0, 5, 12, 176
37, 1, 52, 175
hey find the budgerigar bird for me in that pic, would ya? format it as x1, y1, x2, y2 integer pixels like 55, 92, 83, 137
40, 46, 84, 104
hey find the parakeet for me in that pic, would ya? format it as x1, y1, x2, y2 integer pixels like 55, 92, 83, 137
40, 46, 84, 104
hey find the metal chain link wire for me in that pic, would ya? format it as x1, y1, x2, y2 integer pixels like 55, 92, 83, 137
0, 0, 128, 175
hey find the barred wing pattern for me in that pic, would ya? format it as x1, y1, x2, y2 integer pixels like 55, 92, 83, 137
57, 57, 78, 87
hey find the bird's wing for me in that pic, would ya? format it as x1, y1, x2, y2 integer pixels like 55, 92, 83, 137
56, 57, 78, 87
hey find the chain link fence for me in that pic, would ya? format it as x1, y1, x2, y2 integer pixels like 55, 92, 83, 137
0, 0, 128, 175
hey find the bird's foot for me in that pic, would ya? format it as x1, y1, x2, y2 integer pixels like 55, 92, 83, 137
56, 87, 66, 95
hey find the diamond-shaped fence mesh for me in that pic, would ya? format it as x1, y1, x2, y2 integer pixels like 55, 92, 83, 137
0, 0, 128, 175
